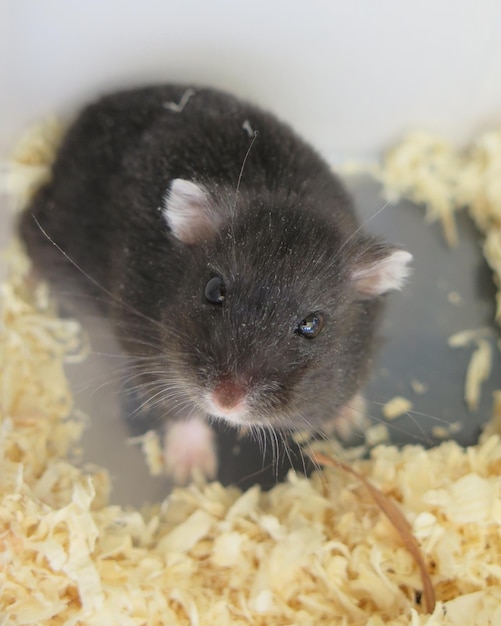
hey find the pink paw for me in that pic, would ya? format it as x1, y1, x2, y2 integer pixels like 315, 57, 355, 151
163, 417, 217, 484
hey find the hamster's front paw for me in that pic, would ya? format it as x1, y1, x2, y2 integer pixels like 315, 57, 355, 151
163, 417, 218, 484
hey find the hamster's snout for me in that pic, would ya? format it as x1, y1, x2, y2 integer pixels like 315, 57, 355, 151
206, 377, 249, 424
213, 377, 246, 409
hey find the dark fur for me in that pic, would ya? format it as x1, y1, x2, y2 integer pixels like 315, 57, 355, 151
20, 85, 394, 433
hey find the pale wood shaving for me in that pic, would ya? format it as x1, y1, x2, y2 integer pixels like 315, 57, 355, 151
383, 397, 414, 420
378, 128, 501, 324
464, 339, 492, 411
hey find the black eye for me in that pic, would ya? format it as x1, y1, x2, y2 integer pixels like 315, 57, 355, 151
204, 276, 226, 305
296, 312, 324, 339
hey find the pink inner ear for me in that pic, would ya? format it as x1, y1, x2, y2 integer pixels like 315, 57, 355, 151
352, 249, 412, 297
162, 178, 220, 245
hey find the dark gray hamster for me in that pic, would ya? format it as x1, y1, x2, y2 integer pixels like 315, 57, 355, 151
19, 85, 411, 483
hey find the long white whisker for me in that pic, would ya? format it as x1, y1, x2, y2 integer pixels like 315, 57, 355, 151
337, 201, 390, 256
233, 130, 259, 214
31, 215, 165, 331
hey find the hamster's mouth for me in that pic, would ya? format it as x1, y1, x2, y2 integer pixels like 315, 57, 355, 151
202, 398, 287, 429
203, 393, 250, 426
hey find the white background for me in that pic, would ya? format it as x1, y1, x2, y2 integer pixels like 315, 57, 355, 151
2, 0, 501, 161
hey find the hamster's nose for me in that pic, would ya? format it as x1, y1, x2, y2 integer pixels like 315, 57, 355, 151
211, 377, 246, 411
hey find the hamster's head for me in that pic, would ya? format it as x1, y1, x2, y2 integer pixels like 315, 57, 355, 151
155, 178, 411, 433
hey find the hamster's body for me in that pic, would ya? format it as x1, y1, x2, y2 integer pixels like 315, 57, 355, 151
20, 85, 411, 483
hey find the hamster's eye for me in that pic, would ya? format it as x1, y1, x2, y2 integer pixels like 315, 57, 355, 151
204, 276, 226, 305
296, 312, 324, 339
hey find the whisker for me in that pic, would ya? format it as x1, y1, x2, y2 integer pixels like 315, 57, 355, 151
30, 215, 165, 331
235, 459, 277, 487
366, 398, 450, 437
337, 201, 390, 256
232, 130, 259, 215
279, 431, 297, 481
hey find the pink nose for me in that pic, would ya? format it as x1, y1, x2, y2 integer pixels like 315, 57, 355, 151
212, 378, 245, 410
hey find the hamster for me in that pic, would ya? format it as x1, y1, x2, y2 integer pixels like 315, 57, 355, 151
19, 85, 412, 484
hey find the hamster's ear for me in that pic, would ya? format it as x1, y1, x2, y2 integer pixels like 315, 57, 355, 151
162, 179, 221, 245
351, 248, 412, 298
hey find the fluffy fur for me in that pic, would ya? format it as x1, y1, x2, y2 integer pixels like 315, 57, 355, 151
19, 85, 411, 480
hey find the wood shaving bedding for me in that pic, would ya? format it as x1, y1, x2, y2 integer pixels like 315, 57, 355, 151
431, 421, 462, 441
411, 380, 428, 395
128, 431, 165, 477
377, 132, 462, 248
1, 118, 501, 626
447, 330, 494, 412
383, 397, 414, 420
378, 129, 501, 324
378, 130, 501, 415
463, 339, 493, 412
1, 117, 64, 212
